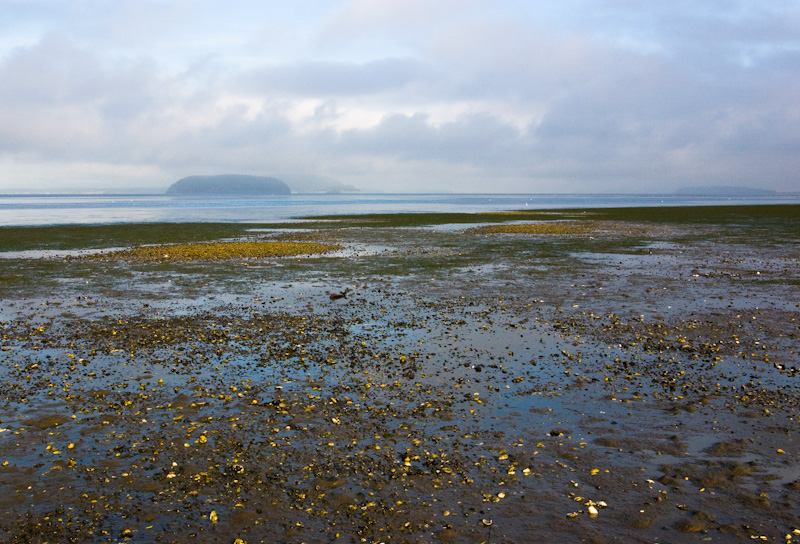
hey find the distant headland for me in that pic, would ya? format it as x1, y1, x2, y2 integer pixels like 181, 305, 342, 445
674, 185, 777, 197
166, 175, 291, 195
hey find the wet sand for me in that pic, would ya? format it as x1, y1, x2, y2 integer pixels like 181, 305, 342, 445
0, 206, 798, 543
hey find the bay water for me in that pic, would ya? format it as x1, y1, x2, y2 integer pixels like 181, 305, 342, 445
1, 192, 797, 227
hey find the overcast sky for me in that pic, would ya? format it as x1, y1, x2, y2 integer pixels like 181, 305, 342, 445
1, 0, 798, 193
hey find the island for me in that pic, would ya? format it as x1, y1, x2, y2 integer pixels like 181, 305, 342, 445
166, 174, 291, 195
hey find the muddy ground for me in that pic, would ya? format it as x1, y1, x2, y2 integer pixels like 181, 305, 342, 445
0, 207, 799, 543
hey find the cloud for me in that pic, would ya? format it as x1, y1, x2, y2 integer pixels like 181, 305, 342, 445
237, 57, 433, 97
1, 1, 799, 192
337, 112, 523, 165
0, 35, 177, 161
317, 0, 485, 51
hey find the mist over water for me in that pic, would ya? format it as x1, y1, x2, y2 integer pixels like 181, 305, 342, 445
1, 193, 797, 227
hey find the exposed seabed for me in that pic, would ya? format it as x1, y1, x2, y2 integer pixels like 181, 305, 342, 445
1, 206, 798, 543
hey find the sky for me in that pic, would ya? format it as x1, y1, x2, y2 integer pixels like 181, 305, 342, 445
0, 0, 799, 194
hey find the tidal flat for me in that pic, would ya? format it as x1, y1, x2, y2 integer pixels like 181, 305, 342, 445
0, 205, 798, 543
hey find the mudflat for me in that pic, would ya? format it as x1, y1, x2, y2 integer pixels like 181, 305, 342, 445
0, 205, 798, 543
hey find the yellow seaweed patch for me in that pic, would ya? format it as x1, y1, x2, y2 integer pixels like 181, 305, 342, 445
468, 222, 598, 235
88, 241, 340, 262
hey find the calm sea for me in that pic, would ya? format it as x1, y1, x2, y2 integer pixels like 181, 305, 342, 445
0, 193, 797, 227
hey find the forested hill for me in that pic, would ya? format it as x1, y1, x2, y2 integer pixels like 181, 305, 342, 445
166, 175, 291, 195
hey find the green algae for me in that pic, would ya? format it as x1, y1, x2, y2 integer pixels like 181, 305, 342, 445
0, 223, 266, 252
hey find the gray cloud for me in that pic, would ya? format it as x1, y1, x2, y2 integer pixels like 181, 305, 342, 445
237, 58, 433, 96
337, 112, 523, 164
0, 1, 799, 192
